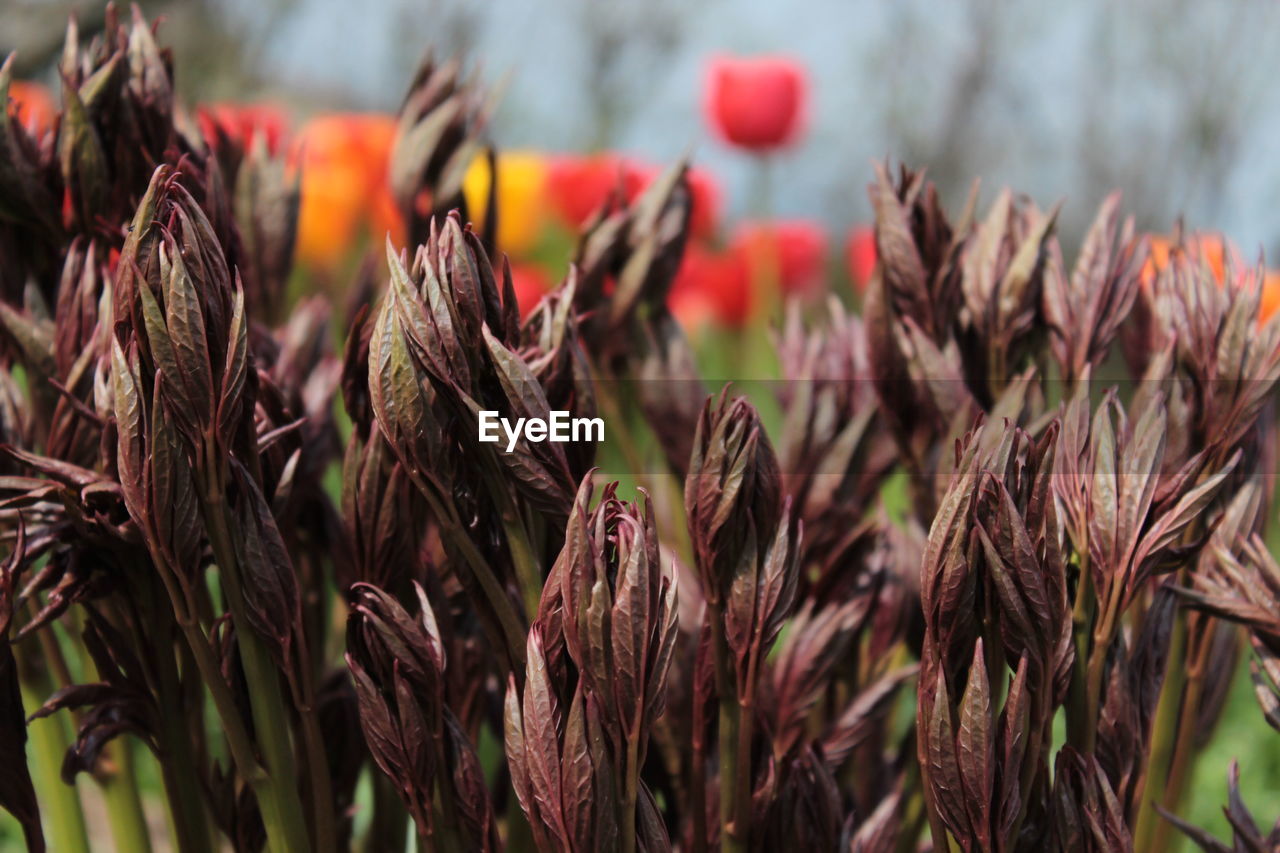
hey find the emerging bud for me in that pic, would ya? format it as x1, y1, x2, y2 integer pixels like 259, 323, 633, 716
572, 161, 693, 361
773, 299, 897, 568
505, 624, 672, 853
371, 214, 577, 519
1042, 192, 1144, 386
347, 583, 497, 850
547, 477, 677, 753
389, 56, 492, 247
56, 6, 180, 233
231, 135, 300, 325
517, 274, 598, 484
685, 391, 784, 607
115, 165, 248, 452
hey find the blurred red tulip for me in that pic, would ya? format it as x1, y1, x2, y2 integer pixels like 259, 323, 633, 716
732, 220, 827, 296
198, 102, 289, 155
686, 166, 721, 239
509, 263, 552, 317
845, 225, 876, 291
672, 244, 751, 327
704, 55, 807, 152
5, 79, 56, 136
547, 154, 648, 228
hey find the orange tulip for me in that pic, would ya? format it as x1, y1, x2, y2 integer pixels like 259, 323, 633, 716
463, 151, 549, 257
5, 79, 56, 136
1143, 231, 1280, 324
292, 113, 402, 269
1261, 271, 1280, 325
1142, 232, 1232, 287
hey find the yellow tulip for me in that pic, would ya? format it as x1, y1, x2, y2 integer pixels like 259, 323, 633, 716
463, 151, 548, 257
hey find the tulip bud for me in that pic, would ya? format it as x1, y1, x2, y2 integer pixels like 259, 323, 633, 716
863, 163, 970, 514
0, 57, 60, 236
917, 417, 1071, 850
958, 189, 1058, 393
35, 238, 111, 465
56, 6, 180, 231
339, 428, 417, 592
1056, 385, 1237, 617
366, 246, 449, 489
110, 338, 202, 587
1048, 748, 1131, 852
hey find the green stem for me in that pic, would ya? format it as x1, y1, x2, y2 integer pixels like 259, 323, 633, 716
751, 155, 774, 219
364, 770, 409, 853
285, 605, 337, 853
1135, 601, 1210, 853
296, 690, 338, 852
732, 646, 760, 845
155, 706, 213, 853
708, 603, 746, 853
481, 467, 543, 618
1066, 554, 1096, 751
137, 571, 212, 852
98, 740, 154, 853
151, 552, 264, 785
203, 491, 312, 853
1080, 580, 1120, 756
64, 617, 155, 853
895, 726, 927, 853
17, 657, 90, 853
1132, 593, 1189, 852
